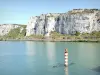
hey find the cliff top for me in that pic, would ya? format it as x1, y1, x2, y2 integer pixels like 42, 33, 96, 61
30, 9, 100, 18
0, 24, 26, 26
68, 9, 100, 14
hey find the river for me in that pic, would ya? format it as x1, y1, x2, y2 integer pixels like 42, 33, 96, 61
0, 41, 100, 75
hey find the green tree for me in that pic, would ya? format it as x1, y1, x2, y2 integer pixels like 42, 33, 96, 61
75, 31, 80, 36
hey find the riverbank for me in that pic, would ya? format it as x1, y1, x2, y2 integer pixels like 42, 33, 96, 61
1, 38, 100, 42
0, 31, 100, 42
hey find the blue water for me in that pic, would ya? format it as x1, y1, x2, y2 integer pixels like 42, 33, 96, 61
0, 41, 100, 75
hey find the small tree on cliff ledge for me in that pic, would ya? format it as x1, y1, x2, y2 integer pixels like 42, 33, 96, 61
75, 31, 80, 36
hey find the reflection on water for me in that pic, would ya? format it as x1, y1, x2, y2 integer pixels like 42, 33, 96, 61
65, 67, 68, 75
25, 42, 100, 75
25, 41, 36, 69
26, 42, 57, 66
0, 42, 100, 75
45, 42, 56, 65
26, 41, 36, 56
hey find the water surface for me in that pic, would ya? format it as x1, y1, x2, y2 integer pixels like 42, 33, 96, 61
0, 41, 100, 75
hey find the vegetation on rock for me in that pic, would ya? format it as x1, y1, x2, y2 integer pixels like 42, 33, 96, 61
0, 25, 100, 42
26, 34, 44, 39
49, 31, 100, 42
2, 25, 26, 40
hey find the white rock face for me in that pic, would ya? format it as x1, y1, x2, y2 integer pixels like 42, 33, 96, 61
45, 16, 56, 36
0, 24, 20, 36
26, 9, 100, 36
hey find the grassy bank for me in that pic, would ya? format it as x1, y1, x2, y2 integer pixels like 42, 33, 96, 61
0, 30, 100, 42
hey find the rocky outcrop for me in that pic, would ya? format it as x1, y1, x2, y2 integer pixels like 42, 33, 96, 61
0, 24, 24, 36
26, 9, 100, 36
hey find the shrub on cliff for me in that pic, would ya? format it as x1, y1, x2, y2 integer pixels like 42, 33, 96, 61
90, 31, 100, 38
75, 31, 80, 36
5, 26, 26, 39
27, 34, 44, 39
0, 37, 3, 41
7, 27, 20, 39
81, 31, 100, 39
81, 33, 90, 39
50, 31, 63, 39
19, 26, 26, 37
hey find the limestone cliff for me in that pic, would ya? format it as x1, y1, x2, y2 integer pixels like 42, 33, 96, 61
26, 9, 100, 36
0, 24, 24, 36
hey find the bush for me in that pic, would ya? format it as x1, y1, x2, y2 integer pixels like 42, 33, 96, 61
67, 36, 72, 39
0, 37, 3, 41
75, 36, 81, 39
75, 31, 80, 36
7, 27, 20, 39
90, 31, 100, 38
5, 25, 26, 39
50, 31, 63, 39
28, 34, 44, 39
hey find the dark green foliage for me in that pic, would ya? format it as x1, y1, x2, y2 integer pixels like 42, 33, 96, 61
5, 25, 26, 39
50, 31, 63, 39
1, 25, 100, 42
21, 28, 26, 36
27, 34, 44, 39
0, 37, 3, 41
69, 9, 99, 14
90, 31, 100, 38
82, 31, 100, 39
19, 25, 26, 37
50, 31, 100, 41
75, 31, 80, 36
7, 27, 20, 39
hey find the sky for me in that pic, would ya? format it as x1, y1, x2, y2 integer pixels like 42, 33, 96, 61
0, 0, 100, 24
